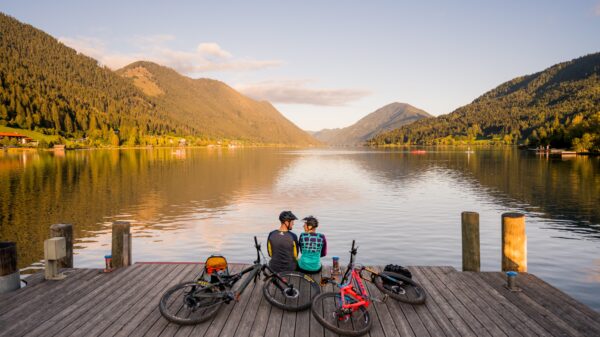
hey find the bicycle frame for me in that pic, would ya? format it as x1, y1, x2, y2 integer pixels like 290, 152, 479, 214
329, 240, 371, 316
194, 236, 295, 302
338, 268, 370, 313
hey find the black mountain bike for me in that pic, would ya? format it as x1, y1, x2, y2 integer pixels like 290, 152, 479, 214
159, 236, 320, 325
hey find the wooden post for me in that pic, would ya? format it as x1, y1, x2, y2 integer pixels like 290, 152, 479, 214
111, 221, 132, 268
502, 212, 527, 272
0, 242, 20, 293
461, 211, 480, 272
50, 224, 73, 268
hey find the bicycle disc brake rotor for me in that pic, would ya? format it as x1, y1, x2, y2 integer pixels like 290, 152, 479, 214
390, 285, 407, 295
283, 287, 300, 299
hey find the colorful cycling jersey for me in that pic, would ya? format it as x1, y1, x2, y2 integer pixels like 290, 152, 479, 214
267, 230, 298, 273
298, 232, 327, 272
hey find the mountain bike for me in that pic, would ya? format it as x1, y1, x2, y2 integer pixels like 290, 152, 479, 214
159, 236, 320, 325
312, 240, 426, 336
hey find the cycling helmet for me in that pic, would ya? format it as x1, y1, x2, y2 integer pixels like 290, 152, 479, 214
303, 216, 319, 228
279, 211, 298, 223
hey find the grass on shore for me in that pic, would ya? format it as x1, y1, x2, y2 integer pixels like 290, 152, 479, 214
0, 125, 59, 142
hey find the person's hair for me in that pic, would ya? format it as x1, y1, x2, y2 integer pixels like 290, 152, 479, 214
303, 216, 319, 228
279, 211, 298, 223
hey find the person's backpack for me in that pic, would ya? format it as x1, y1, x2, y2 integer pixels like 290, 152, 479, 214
200, 255, 230, 283
383, 264, 412, 279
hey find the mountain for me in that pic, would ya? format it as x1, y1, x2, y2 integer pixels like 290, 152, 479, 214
312, 103, 431, 145
0, 13, 317, 146
117, 62, 317, 145
369, 53, 600, 151
0, 13, 182, 140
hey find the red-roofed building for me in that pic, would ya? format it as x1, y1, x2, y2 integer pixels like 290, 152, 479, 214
0, 132, 33, 144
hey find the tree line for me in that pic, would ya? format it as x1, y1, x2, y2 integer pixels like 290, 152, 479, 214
369, 53, 600, 152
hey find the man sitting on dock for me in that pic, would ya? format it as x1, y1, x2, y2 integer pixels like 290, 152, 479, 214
267, 211, 299, 273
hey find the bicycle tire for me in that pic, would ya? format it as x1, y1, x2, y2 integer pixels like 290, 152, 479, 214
373, 271, 427, 304
262, 271, 320, 311
311, 292, 372, 337
159, 281, 224, 325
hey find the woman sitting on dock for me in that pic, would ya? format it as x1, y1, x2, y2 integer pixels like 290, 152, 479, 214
297, 216, 327, 274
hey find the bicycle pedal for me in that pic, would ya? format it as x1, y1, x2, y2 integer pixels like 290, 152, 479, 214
382, 294, 389, 303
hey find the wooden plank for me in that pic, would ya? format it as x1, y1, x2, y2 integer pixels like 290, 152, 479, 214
79, 264, 182, 336
162, 264, 246, 337
429, 267, 511, 337
417, 266, 487, 337
403, 266, 449, 337
247, 281, 273, 337
95, 264, 196, 337
0, 268, 94, 317
509, 273, 600, 334
21, 264, 152, 337
263, 300, 283, 337
56, 264, 171, 337
107, 263, 198, 337
0, 269, 104, 335
406, 267, 461, 337
478, 272, 584, 337
207, 265, 258, 337
521, 273, 600, 322
362, 268, 403, 337
229, 270, 265, 337
308, 267, 324, 337
278, 273, 298, 337
131, 265, 205, 337
293, 271, 311, 337
452, 269, 548, 337
5, 266, 138, 337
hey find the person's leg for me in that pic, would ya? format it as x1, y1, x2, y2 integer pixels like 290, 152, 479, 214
297, 264, 321, 275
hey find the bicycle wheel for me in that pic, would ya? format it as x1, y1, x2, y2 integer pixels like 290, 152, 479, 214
159, 281, 225, 325
262, 271, 321, 311
311, 292, 372, 337
373, 271, 427, 304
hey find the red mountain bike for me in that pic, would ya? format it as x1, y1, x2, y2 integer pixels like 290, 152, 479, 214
311, 240, 426, 336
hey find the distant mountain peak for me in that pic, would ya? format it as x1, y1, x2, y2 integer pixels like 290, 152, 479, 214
313, 102, 431, 145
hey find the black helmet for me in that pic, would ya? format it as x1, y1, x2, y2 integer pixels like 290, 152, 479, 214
303, 216, 319, 228
279, 211, 298, 223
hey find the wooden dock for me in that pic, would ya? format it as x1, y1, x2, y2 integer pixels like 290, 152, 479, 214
1, 263, 599, 337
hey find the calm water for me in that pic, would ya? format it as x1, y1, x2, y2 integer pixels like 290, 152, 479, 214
1, 147, 599, 310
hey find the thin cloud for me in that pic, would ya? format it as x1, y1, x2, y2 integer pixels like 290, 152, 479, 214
197, 43, 232, 59
595, 2, 600, 16
236, 80, 371, 106
58, 35, 282, 73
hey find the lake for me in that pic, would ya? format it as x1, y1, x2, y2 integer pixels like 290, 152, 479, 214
0, 147, 599, 310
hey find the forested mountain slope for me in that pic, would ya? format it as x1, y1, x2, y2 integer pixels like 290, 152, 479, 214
0, 13, 317, 146
370, 53, 600, 152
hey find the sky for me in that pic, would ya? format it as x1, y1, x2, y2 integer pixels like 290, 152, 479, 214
1, 1, 599, 130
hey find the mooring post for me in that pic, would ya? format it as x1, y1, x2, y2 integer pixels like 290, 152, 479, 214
502, 212, 527, 272
50, 224, 73, 268
461, 211, 480, 272
112, 221, 132, 268
0, 242, 20, 293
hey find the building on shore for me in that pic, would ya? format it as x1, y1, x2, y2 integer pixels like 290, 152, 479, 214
0, 132, 33, 144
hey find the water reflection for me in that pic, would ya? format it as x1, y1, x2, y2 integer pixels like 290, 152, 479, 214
0, 147, 599, 310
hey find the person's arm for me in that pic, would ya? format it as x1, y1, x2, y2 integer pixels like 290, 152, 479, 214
267, 232, 273, 257
290, 232, 299, 261
321, 234, 327, 257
